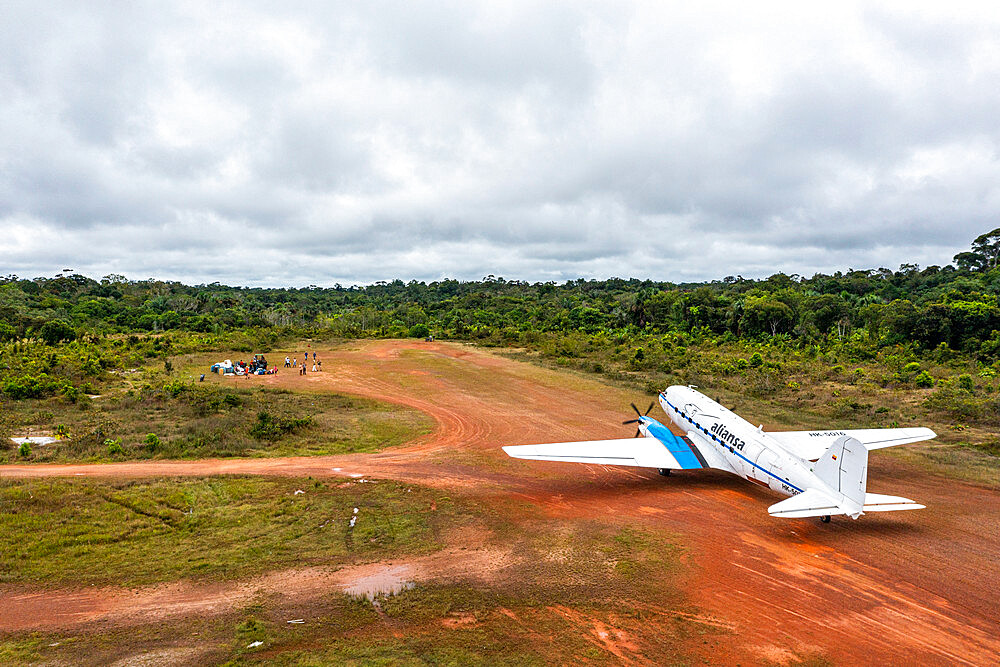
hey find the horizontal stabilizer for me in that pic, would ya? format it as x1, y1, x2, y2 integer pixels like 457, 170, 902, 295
503, 437, 702, 470
863, 493, 925, 513
768, 488, 842, 518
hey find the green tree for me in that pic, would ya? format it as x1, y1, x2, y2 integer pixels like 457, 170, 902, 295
408, 323, 430, 338
38, 319, 76, 345
741, 297, 794, 336
954, 227, 1000, 271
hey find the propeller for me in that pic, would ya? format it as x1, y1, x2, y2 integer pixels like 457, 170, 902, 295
622, 402, 656, 437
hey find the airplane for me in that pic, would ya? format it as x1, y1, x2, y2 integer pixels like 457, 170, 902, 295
503, 385, 935, 522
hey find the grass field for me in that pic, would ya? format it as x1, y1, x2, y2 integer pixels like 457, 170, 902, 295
0, 476, 462, 586
1, 383, 431, 463
0, 476, 701, 664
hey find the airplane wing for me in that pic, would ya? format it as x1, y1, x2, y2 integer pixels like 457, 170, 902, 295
503, 435, 707, 470
767, 427, 936, 462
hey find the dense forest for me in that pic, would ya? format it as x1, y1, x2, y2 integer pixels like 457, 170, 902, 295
3, 229, 1000, 436
4, 230, 1000, 350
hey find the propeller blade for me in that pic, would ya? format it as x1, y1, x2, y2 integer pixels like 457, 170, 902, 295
630, 403, 643, 417
634, 428, 641, 438
644, 402, 655, 416
622, 418, 641, 425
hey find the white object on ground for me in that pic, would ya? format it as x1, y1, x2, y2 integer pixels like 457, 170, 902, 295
294, 489, 304, 495
353, 507, 358, 514
349, 516, 357, 528
246, 641, 263, 648
287, 619, 305, 624
11, 436, 59, 446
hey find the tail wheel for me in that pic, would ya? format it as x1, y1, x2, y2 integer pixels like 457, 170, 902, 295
658, 468, 672, 477
821, 515, 831, 523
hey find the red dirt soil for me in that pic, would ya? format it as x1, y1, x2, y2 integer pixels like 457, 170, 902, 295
2, 340, 999, 665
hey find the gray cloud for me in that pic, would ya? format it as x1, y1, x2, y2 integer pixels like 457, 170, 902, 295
2, 2, 999, 286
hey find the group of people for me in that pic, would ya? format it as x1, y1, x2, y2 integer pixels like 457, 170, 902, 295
234, 359, 277, 376
284, 351, 321, 375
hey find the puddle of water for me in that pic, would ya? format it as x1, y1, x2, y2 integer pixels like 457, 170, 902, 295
343, 565, 415, 600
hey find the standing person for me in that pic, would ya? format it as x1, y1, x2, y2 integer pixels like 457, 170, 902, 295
313, 351, 316, 361
312, 362, 317, 372
317, 360, 322, 371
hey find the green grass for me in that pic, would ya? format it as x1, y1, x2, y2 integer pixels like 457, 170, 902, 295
0, 477, 458, 586
1, 383, 432, 463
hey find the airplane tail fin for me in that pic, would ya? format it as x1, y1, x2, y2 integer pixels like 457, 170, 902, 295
770, 436, 867, 519
769, 437, 924, 519
813, 435, 867, 516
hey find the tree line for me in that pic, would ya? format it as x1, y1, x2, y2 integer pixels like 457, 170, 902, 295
2, 229, 1000, 359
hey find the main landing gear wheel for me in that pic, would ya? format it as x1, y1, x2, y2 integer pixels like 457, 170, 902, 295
821, 515, 831, 523
658, 468, 672, 476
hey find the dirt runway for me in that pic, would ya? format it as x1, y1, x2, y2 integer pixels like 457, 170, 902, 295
2, 340, 999, 665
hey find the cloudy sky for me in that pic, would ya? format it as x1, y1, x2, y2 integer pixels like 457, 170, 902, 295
2, 2, 999, 286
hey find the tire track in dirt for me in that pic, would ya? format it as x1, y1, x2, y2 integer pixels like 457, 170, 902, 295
2, 340, 999, 665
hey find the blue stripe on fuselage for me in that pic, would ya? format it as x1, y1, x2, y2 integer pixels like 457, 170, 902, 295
644, 418, 704, 469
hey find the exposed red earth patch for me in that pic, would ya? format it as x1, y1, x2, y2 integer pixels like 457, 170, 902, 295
2, 340, 999, 665
0, 547, 509, 633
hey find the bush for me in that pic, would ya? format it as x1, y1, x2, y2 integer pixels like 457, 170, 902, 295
903, 362, 921, 373
18, 442, 31, 458
38, 319, 76, 345
958, 374, 975, 393
914, 370, 935, 388
0, 321, 15, 341
163, 380, 188, 398
105, 438, 125, 456
748, 352, 763, 368
408, 323, 430, 339
924, 385, 999, 423
144, 433, 161, 452
249, 411, 313, 441
2, 373, 74, 400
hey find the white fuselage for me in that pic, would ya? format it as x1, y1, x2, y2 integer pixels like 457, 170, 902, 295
659, 386, 811, 498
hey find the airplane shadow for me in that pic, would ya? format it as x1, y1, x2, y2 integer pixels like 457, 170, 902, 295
528, 467, 932, 541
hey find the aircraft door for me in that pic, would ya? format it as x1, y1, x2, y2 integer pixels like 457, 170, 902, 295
753, 448, 779, 486
735, 439, 763, 480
